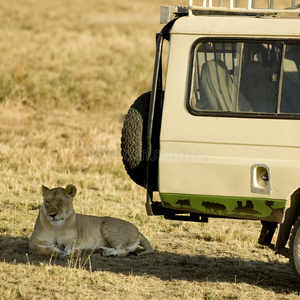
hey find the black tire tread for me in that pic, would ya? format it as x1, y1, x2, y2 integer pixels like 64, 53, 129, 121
289, 218, 300, 281
121, 92, 151, 187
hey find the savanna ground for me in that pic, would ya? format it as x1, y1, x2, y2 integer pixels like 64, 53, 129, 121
0, 0, 299, 299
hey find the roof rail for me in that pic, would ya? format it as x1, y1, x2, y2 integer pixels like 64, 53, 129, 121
188, 0, 300, 15
161, 1, 300, 23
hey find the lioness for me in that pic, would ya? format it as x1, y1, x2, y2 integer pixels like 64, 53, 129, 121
29, 184, 154, 257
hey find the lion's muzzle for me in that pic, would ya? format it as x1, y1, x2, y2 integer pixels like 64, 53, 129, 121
49, 213, 58, 220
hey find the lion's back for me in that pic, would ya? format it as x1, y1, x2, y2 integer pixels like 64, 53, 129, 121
75, 214, 140, 248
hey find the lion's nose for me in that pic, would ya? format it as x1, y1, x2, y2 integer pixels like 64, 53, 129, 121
49, 213, 57, 220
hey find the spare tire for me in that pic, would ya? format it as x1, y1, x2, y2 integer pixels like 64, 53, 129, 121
121, 92, 151, 187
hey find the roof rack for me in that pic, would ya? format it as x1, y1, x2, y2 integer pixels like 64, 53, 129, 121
161, 0, 300, 23
189, 0, 300, 14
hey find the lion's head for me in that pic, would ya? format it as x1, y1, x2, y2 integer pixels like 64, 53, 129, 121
41, 184, 77, 227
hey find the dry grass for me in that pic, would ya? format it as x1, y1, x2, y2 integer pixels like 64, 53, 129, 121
0, 0, 299, 299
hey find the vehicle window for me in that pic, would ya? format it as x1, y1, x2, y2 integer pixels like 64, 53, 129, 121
189, 41, 300, 116
280, 45, 300, 113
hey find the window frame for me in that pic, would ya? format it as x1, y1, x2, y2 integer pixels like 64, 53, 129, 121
186, 38, 300, 120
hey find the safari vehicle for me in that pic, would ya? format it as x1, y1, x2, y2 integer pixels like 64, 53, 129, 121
121, 0, 300, 279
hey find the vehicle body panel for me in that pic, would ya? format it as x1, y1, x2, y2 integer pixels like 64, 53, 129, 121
158, 15, 300, 223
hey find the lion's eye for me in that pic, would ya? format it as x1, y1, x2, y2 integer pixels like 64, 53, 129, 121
57, 199, 62, 205
45, 201, 49, 206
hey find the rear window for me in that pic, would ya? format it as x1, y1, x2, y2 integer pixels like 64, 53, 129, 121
189, 41, 300, 116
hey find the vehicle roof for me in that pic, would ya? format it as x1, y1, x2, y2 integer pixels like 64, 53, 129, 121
170, 15, 300, 38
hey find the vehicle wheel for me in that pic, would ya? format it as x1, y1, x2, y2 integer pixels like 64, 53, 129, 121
289, 218, 300, 281
121, 92, 151, 187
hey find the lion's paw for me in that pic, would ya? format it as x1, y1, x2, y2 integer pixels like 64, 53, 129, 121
57, 251, 69, 259
99, 247, 117, 257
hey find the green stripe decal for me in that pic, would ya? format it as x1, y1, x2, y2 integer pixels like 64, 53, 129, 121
160, 193, 287, 222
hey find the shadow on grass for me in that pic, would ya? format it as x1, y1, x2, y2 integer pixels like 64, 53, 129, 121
0, 234, 299, 294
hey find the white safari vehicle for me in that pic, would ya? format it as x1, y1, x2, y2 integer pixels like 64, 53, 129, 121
121, 0, 300, 279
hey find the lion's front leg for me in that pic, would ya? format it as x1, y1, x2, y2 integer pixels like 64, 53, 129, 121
29, 240, 66, 257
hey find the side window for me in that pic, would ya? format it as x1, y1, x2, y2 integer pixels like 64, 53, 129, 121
281, 45, 300, 113
190, 41, 284, 114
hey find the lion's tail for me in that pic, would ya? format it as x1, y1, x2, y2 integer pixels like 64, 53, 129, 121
138, 233, 154, 256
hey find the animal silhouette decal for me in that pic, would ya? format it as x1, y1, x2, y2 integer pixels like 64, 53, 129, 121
232, 200, 261, 215
201, 201, 227, 215
169, 197, 283, 221
264, 200, 284, 220
176, 198, 191, 208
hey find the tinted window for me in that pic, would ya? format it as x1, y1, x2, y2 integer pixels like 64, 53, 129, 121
189, 41, 300, 115
281, 44, 300, 113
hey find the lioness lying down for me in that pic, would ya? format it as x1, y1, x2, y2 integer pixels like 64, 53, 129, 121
29, 184, 154, 257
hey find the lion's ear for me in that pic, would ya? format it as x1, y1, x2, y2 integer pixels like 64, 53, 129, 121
42, 185, 50, 197
65, 184, 77, 198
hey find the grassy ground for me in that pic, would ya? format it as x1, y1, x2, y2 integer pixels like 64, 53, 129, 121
0, 0, 299, 299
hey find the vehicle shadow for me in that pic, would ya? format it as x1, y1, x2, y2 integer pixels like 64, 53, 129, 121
0, 234, 299, 294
